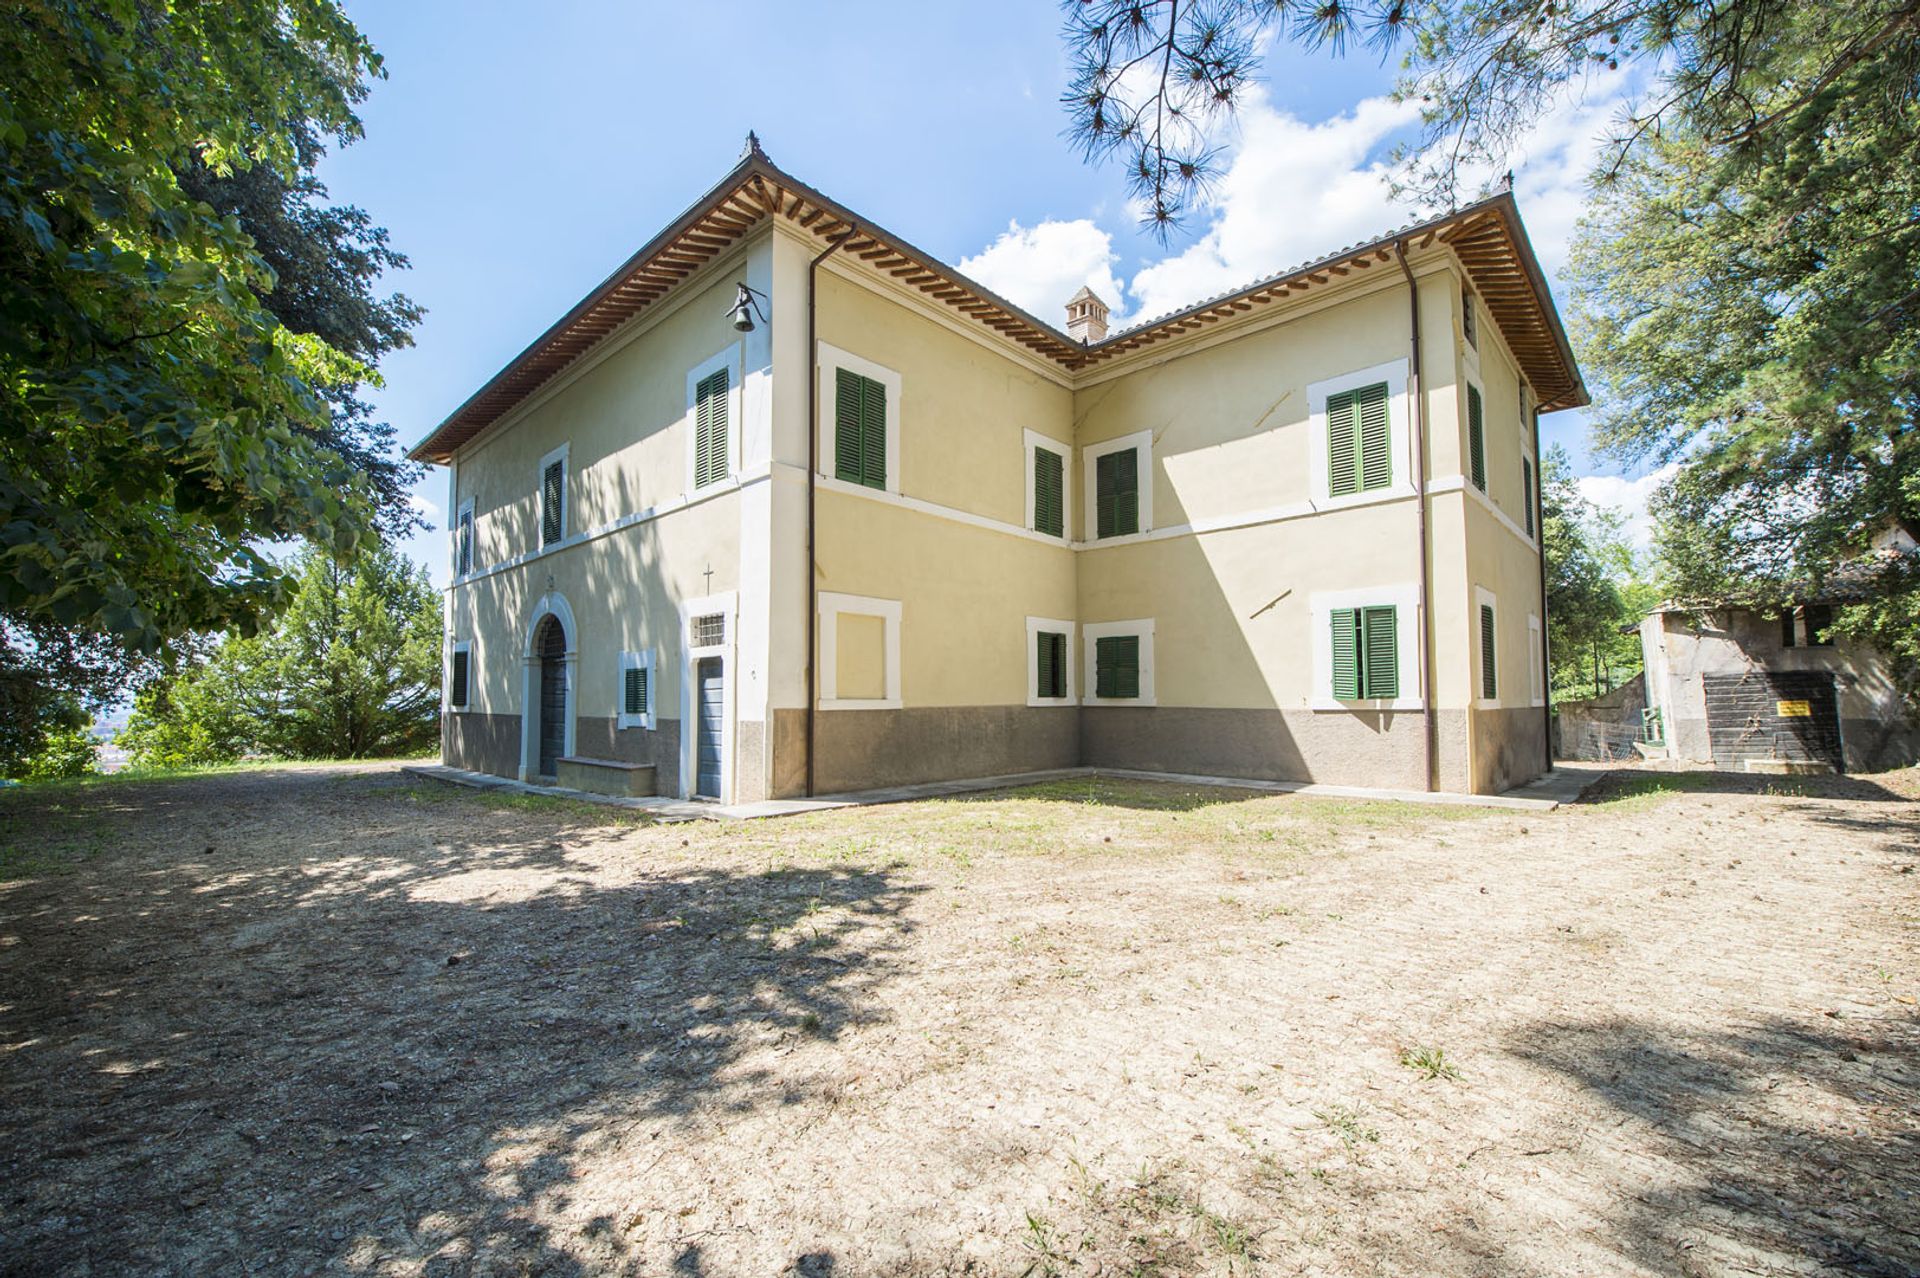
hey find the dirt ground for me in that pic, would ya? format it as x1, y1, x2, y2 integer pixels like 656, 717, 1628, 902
1, 763, 1916, 1277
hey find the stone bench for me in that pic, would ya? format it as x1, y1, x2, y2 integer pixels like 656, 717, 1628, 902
554, 756, 657, 798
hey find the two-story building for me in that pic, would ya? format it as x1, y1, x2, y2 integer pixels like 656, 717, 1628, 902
408, 139, 1585, 801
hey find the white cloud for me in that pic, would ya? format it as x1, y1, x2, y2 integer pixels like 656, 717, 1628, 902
408, 491, 440, 523
1578, 462, 1679, 556
956, 218, 1126, 324
1126, 91, 1425, 321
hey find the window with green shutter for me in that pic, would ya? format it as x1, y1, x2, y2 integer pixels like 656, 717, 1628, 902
1330, 606, 1399, 700
1033, 445, 1064, 537
1462, 285, 1477, 349
1521, 457, 1534, 536
1095, 447, 1139, 538
1327, 381, 1391, 497
540, 459, 564, 546
834, 367, 887, 489
1095, 634, 1140, 699
1035, 630, 1067, 699
624, 665, 649, 718
449, 648, 470, 709
1479, 602, 1498, 699
1467, 385, 1487, 491
694, 366, 730, 489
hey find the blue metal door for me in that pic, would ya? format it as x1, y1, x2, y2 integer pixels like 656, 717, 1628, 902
695, 658, 723, 799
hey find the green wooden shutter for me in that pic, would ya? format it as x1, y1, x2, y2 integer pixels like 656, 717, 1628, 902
1036, 631, 1066, 698
695, 367, 729, 488
859, 374, 886, 489
541, 460, 564, 545
1462, 286, 1477, 348
1521, 458, 1534, 535
834, 368, 862, 484
1033, 446, 1064, 537
457, 512, 473, 575
1095, 634, 1139, 699
1361, 606, 1398, 699
450, 650, 469, 708
834, 368, 886, 489
1330, 608, 1360, 700
624, 665, 648, 718
1467, 386, 1486, 491
1327, 389, 1358, 497
1095, 448, 1139, 538
1480, 603, 1497, 699
1356, 381, 1391, 491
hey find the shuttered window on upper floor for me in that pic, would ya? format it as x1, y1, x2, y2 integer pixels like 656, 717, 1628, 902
1095, 447, 1139, 538
540, 459, 564, 547
1328, 381, 1391, 498
694, 366, 730, 489
1330, 606, 1398, 701
835, 367, 886, 490
1033, 445, 1064, 537
1467, 385, 1487, 492
1521, 457, 1534, 536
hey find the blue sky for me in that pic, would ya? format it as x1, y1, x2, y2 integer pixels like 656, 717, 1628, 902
323, 0, 1654, 584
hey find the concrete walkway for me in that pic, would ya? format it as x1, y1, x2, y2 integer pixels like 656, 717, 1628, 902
403, 761, 1605, 820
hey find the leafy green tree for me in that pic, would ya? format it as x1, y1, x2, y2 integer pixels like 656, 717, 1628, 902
1539, 447, 1647, 701
120, 544, 441, 767
2, 1, 396, 649
261, 545, 441, 759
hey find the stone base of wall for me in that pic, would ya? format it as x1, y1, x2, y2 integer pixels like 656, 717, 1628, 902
1081, 706, 1431, 792
443, 712, 521, 778
771, 705, 1079, 797
574, 715, 682, 778
1842, 716, 1920, 773
764, 704, 1547, 797
1468, 706, 1551, 794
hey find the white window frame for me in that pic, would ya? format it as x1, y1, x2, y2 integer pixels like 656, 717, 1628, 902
447, 640, 472, 712
679, 591, 736, 802
1023, 429, 1072, 542
817, 592, 902, 710
454, 499, 475, 578
1082, 618, 1155, 706
618, 648, 656, 730
1082, 430, 1154, 541
1309, 584, 1424, 712
537, 442, 569, 548
685, 344, 744, 495
1025, 616, 1077, 707
1307, 360, 1413, 508
1527, 613, 1545, 708
1474, 585, 1501, 709
816, 342, 902, 494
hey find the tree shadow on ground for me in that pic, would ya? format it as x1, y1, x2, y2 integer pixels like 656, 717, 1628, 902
0, 767, 918, 1275
1505, 1015, 1920, 1277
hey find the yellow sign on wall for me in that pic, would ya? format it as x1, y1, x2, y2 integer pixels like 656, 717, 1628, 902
1776, 699, 1812, 718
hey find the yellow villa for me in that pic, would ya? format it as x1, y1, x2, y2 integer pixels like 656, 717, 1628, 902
407, 138, 1585, 802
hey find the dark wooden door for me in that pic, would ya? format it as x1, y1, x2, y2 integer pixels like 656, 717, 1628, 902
537, 618, 567, 779
695, 658, 723, 799
1702, 670, 1843, 771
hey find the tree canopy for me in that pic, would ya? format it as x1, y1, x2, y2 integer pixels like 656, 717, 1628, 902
1, 1, 407, 651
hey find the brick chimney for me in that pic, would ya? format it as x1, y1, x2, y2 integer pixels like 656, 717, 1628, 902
1065, 286, 1109, 344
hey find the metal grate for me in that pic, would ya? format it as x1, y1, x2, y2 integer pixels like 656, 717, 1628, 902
690, 613, 726, 648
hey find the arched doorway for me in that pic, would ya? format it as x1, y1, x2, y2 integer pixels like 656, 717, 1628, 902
532, 614, 568, 780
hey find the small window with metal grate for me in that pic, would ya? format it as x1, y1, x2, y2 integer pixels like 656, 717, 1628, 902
690, 613, 726, 648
